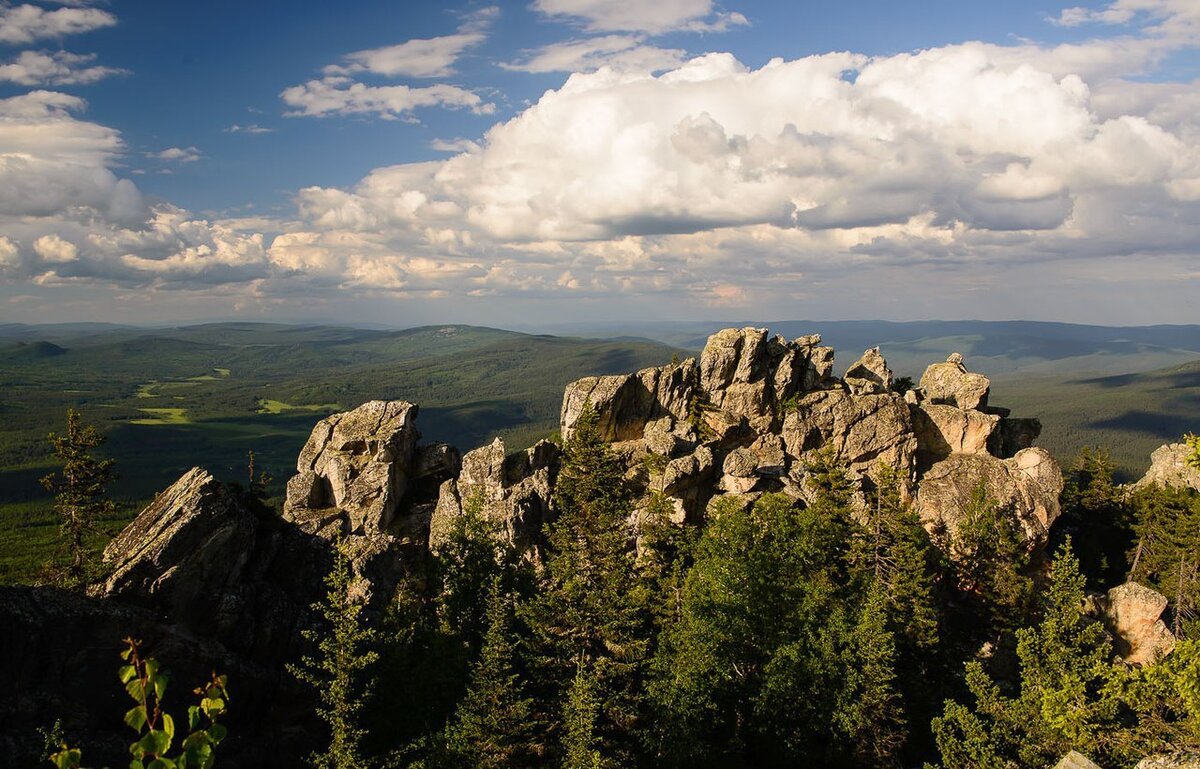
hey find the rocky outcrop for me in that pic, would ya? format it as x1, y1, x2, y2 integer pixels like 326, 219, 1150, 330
920, 353, 991, 410
101, 468, 324, 658
284, 400, 421, 534
555, 327, 1059, 553
843, 347, 892, 395
1136, 757, 1200, 768
1135, 443, 1200, 493
1100, 581, 1176, 665
430, 437, 560, 554
915, 448, 1064, 551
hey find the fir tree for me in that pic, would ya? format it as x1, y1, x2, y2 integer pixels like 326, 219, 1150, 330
40, 408, 115, 589
933, 541, 1120, 768
289, 538, 380, 769
836, 586, 906, 768
1052, 447, 1135, 589
1128, 484, 1200, 637
523, 403, 652, 763
445, 575, 540, 769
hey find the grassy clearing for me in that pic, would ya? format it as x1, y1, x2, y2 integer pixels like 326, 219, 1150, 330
257, 399, 341, 415
131, 408, 191, 425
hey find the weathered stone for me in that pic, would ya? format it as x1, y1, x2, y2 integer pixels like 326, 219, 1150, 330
660, 445, 716, 520
643, 417, 682, 456
916, 448, 1063, 553
723, 447, 758, 478
911, 404, 1001, 467
283, 400, 419, 534
749, 433, 787, 476
1102, 581, 1176, 665
435, 437, 560, 554
102, 468, 326, 658
844, 347, 892, 395
560, 373, 649, 442
781, 390, 916, 478
920, 354, 991, 410
1054, 751, 1102, 769
1135, 443, 1200, 493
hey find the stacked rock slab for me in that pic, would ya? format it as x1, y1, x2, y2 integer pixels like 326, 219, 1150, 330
560, 329, 1061, 554
1098, 581, 1177, 665
430, 437, 560, 555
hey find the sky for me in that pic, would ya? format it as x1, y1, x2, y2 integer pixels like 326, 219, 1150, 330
0, 0, 1198, 327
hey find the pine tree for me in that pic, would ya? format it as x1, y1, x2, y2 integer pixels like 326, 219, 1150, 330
1128, 484, 1200, 637
523, 403, 651, 763
40, 408, 115, 589
289, 538, 380, 769
933, 541, 1120, 768
445, 576, 540, 769
949, 482, 1034, 642
1053, 447, 1134, 589
836, 586, 906, 768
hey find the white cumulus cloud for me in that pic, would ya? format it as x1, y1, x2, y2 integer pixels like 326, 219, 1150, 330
0, 3, 115, 44
0, 49, 125, 86
531, 0, 747, 34
281, 77, 494, 119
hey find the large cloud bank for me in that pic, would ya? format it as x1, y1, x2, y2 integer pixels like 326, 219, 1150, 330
2, 0, 1199, 321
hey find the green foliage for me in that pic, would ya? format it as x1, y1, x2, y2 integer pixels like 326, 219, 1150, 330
40, 409, 116, 589
1187, 433, 1200, 471
890, 376, 915, 394
561, 662, 604, 769
523, 402, 652, 765
443, 576, 541, 769
1129, 483, 1200, 637
48, 637, 228, 768
933, 542, 1122, 768
651, 490, 907, 766
1052, 447, 1135, 590
945, 482, 1034, 642
289, 538, 380, 769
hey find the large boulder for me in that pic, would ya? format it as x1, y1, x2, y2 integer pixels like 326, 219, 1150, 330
843, 347, 892, 395
1101, 582, 1176, 665
1054, 752, 1102, 769
560, 359, 698, 443
916, 447, 1064, 552
920, 353, 991, 410
283, 400, 420, 534
1136, 757, 1200, 768
1135, 443, 1200, 493
101, 468, 323, 658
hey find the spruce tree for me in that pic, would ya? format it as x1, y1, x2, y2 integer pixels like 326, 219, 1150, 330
40, 408, 115, 589
289, 538, 380, 769
1053, 447, 1134, 589
445, 575, 540, 768
524, 403, 651, 763
1128, 484, 1200, 637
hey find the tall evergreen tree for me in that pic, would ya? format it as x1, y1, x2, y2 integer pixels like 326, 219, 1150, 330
1052, 448, 1135, 589
445, 575, 540, 769
289, 538, 380, 769
40, 408, 115, 589
946, 482, 1034, 643
523, 403, 651, 764
933, 541, 1120, 769
1128, 484, 1200, 637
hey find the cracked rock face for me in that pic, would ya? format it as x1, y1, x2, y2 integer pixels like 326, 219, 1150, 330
284, 400, 420, 534
1135, 443, 1200, 493
915, 448, 1064, 551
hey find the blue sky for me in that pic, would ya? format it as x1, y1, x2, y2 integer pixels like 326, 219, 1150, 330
0, 0, 1197, 326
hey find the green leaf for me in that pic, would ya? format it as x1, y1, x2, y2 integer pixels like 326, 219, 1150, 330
49, 747, 82, 769
124, 705, 148, 733
161, 712, 175, 742
153, 670, 169, 701
126, 677, 145, 703
207, 722, 227, 744
119, 664, 137, 684
147, 758, 175, 769
188, 705, 201, 731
